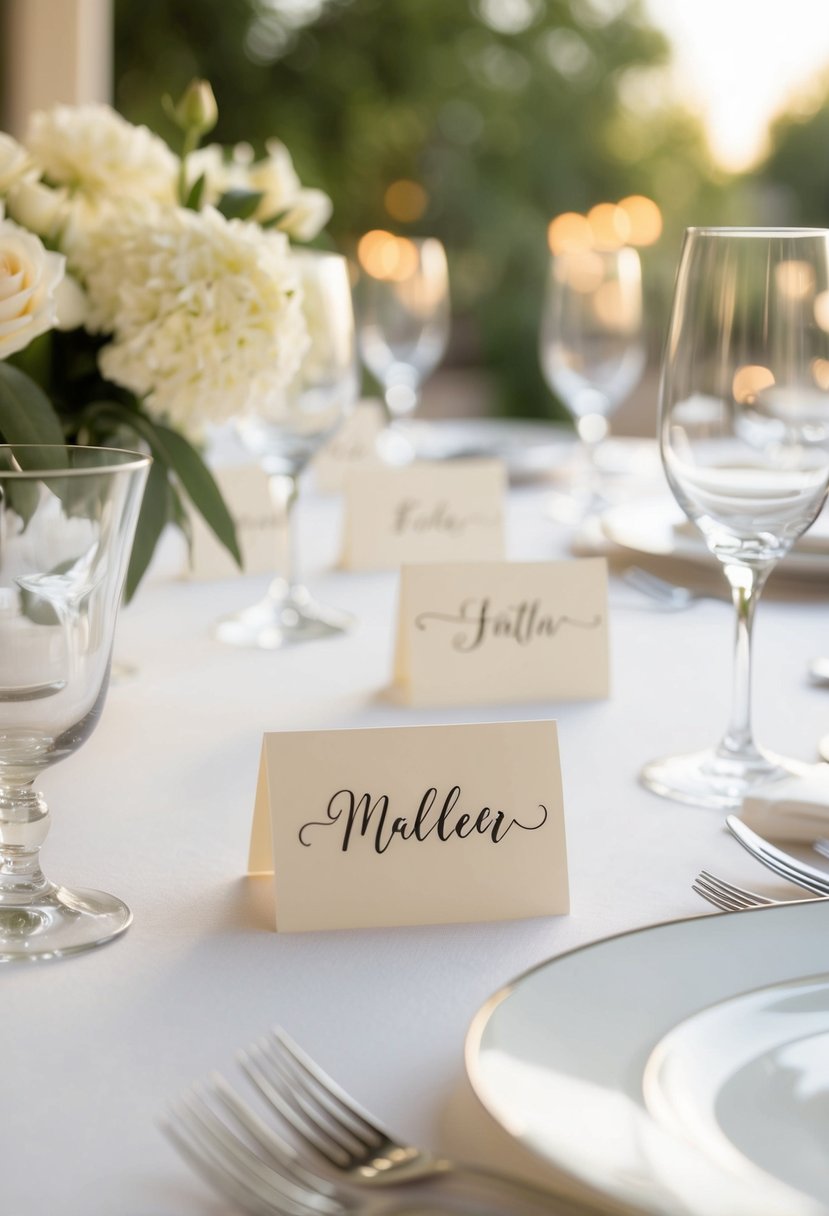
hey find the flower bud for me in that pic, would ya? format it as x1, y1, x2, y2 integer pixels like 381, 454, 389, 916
171, 80, 218, 138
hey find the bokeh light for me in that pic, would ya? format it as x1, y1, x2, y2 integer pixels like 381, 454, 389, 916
618, 195, 663, 245
547, 211, 593, 254
357, 230, 419, 281
384, 179, 429, 222
732, 364, 775, 404
587, 202, 631, 249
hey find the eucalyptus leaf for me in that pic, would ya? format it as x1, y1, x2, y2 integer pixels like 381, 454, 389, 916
125, 458, 170, 602
153, 423, 241, 566
217, 188, 264, 221
184, 172, 207, 211
0, 363, 65, 450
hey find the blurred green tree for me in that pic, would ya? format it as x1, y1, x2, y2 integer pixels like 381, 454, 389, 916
115, 0, 721, 419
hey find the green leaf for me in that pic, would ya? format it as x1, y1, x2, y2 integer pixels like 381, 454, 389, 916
184, 171, 207, 211
0, 362, 65, 449
80, 400, 241, 570
125, 458, 170, 603
153, 423, 241, 567
217, 188, 264, 221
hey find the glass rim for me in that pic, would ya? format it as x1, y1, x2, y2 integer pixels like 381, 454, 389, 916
0, 444, 151, 478
685, 226, 829, 238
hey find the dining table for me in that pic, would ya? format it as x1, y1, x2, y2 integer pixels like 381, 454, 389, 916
5, 433, 829, 1216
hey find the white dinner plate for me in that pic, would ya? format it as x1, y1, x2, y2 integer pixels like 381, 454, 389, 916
466, 900, 829, 1216
601, 496, 829, 580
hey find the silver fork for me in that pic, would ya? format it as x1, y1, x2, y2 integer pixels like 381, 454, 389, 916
693, 870, 781, 911
725, 815, 829, 895
242, 1030, 599, 1210
621, 566, 717, 610
164, 1082, 455, 1216
166, 1031, 601, 1216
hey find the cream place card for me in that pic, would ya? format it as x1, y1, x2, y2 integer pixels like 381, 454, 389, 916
312, 399, 385, 494
341, 459, 506, 571
393, 558, 609, 706
249, 720, 568, 932
185, 463, 281, 581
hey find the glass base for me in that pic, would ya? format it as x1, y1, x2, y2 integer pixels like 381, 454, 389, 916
376, 423, 416, 466
214, 584, 353, 650
0, 884, 132, 962
641, 746, 807, 811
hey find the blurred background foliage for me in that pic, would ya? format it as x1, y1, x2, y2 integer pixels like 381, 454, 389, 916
113, 0, 816, 421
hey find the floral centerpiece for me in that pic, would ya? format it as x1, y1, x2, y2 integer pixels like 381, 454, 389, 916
0, 81, 332, 595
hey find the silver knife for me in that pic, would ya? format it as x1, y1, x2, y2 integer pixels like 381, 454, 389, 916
725, 815, 829, 896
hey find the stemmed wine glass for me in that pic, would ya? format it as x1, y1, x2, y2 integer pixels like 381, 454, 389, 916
540, 245, 646, 517
0, 445, 149, 960
356, 234, 450, 464
642, 228, 829, 809
215, 251, 358, 649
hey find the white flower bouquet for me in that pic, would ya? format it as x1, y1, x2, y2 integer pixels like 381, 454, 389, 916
0, 81, 332, 595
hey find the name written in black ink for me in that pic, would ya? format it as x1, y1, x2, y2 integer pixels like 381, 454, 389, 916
298, 786, 548, 855
414, 596, 602, 652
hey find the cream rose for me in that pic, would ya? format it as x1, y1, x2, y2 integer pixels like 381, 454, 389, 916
0, 216, 64, 357
0, 134, 30, 194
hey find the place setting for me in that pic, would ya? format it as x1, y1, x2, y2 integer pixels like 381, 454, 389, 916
5, 9, 829, 1216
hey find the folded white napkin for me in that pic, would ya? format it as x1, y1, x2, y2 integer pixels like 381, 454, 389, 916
740, 765, 829, 842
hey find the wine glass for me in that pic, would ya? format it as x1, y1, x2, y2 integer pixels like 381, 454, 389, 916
0, 444, 149, 960
642, 228, 829, 809
356, 234, 450, 464
540, 245, 646, 517
215, 250, 358, 649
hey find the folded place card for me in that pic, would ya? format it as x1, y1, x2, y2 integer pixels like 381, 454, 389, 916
249, 720, 568, 932
186, 463, 282, 581
341, 459, 506, 571
393, 558, 609, 706
312, 399, 386, 494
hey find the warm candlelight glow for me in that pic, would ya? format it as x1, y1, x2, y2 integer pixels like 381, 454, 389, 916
732, 364, 775, 404
384, 179, 429, 222
618, 195, 663, 246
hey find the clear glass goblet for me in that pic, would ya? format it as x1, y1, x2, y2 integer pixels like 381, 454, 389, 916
0, 445, 149, 960
357, 234, 450, 464
642, 228, 829, 809
540, 245, 646, 518
214, 250, 358, 650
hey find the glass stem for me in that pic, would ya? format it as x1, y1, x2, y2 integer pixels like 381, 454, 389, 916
719, 561, 771, 760
0, 783, 50, 901
268, 472, 299, 594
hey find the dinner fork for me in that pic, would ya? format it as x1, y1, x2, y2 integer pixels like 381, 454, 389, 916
166, 1031, 602, 1216
165, 1084, 456, 1216
693, 870, 781, 911
725, 815, 829, 896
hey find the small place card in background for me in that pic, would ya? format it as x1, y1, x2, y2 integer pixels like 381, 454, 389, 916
393, 558, 609, 706
312, 399, 386, 494
341, 459, 506, 571
249, 720, 568, 932
185, 464, 281, 581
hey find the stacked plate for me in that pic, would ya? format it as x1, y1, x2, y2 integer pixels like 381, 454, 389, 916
467, 901, 829, 1216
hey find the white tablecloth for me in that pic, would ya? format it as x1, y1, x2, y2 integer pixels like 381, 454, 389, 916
5, 476, 829, 1214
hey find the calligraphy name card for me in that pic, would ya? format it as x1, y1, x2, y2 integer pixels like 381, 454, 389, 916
312, 399, 385, 494
341, 459, 506, 571
186, 463, 281, 581
249, 720, 568, 931
393, 557, 609, 706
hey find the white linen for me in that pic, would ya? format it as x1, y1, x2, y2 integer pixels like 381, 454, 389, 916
4, 475, 829, 1214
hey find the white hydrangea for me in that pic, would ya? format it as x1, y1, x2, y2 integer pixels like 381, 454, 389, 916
24, 104, 179, 249
187, 138, 331, 240
0, 209, 65, 358
71, 206, 310, 437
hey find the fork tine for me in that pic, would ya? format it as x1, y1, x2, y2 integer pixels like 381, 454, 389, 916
264, 1034, 383, 1150
180, 1091, 333, 1216
206, 1076, 343, 1205
253, 1042, 371, 1157
241, 1044, 353, 1168
697, 871, 774, 906
165, 1095, 336, 1216
272, 1027, 388, 1145
163, 1115, 278, 1216
693, 878, 741, 910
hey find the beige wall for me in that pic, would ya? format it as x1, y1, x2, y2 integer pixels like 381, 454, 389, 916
3, 0, 112, 135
